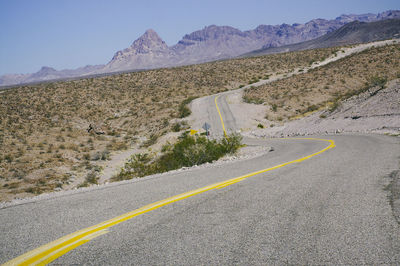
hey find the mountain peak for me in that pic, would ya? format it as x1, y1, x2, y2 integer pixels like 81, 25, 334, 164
144, 28, 157, 35
140, 29, 162, 41
108, 29, 170, 65
129, 29, 168, 53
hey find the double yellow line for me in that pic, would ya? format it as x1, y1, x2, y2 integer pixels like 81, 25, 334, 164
5, 96, 335, 265
215, 95, 228, 137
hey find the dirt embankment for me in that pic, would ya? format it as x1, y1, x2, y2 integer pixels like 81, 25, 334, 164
247, 79, 400, 138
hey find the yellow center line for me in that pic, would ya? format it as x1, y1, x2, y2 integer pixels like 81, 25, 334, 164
215, 95, 228, 137
4, 95, 336, 265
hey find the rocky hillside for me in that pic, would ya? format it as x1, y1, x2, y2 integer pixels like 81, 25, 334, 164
1, 10, 399, 86
245, 19, 400, 56
250, 79, 400, 138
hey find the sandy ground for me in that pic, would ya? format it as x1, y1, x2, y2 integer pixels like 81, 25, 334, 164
225, 89, 269, 131
97, 147, 141, 183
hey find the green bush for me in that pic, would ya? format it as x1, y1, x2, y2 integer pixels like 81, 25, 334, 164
368, 76, 387, 89
243, 95, 264, 104
86, 171, 98, 184
306, 104, 318, 112
112, 133, 242, 180
78, 171, 99, 187
101, 149, 110, 160
172, 121, 189, 132
178, 105, 191, 118
178, 96, 197, 118
172, 123, 181, 132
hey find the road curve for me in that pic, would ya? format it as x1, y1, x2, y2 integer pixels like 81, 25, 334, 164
190, 91, 239, 138
1, 95, 400, 264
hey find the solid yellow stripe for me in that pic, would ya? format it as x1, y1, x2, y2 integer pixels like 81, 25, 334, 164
4, 138, 335, 266
33, 230, 109, 265
215, 95, 228, 137
34, 240, 89, 266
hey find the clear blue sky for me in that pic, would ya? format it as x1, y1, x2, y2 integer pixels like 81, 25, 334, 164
0, 0, 399, 75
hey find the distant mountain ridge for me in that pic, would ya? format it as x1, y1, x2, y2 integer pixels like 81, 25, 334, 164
244, 19, 400, 56
1, 10, 399, 86
0, 65, 104, 87
104, 10, 400, 73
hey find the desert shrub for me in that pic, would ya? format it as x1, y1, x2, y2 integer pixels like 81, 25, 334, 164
141, 134, 159, 148
114, 153, 152, 181
178, 96, 197, 118
243, 95, 264, 104
306, 104, 318, 112
368, 76, 387, 89
86, 171, 98, 184
78, 171, 99, 187
172, 121, 189, 132
4, 154, 13, 163
329, 100, 341, 112
112, 133, 242, 180
101, 149, 110, 160
178, 104, 191, 118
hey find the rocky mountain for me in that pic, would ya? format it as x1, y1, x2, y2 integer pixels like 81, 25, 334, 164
99, 9, 400, 73
101, 29, 175, 72
1, 10, 399, 86
244, 19, 400, 57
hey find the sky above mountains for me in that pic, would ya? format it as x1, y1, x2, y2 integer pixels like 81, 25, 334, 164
0, 0, 399, 75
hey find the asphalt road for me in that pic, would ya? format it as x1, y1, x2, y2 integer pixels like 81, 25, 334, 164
1, 94, 400, 264
191, 91, 239, 138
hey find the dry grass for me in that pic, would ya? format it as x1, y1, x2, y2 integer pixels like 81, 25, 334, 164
0, 47, 337, 201
243, 44, 400, 121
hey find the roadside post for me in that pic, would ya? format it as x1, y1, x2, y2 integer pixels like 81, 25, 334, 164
202, 122, 211, 137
